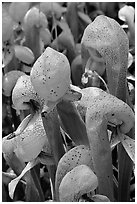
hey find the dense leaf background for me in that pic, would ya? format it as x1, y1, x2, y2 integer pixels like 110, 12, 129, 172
2, 2, 135, 202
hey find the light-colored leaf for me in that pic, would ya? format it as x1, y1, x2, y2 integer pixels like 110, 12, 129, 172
92, 194, 110, 202
78, 11, 92, 25
128, 52, 134, 68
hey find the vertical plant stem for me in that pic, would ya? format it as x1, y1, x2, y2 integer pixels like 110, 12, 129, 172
86, 118, 114, 201
41, 107, 65, 165
66, 2, 79, 43
116, 69, 134, 201
113, 175, 118, 201
41, 107, 65, 201
2, 183, 7, 201
118, 144, 133, 201
118, 127, 134, 201
29, 166, 45, 201
47, 165, 57, 201
57, 100, 89, 146
25, 174, 42, 202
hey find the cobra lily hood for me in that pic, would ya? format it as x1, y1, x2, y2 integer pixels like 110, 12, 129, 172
85, 87, 134, 134
12, 75, 44, 111
55, 145, 94, 198
81, 15, 129, 95
30, 47, 82, 110
59, 164, 98, 202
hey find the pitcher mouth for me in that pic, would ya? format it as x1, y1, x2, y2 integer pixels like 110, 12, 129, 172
19, 99, 41, 113
11, 99, 42, 136
29, 99, 41, 112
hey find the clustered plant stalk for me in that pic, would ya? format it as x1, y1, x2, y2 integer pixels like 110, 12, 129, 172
2, 2, 135, 202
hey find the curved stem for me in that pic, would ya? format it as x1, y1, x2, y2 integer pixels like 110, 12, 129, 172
86, 118, 114, 201
29, 164, 45, 201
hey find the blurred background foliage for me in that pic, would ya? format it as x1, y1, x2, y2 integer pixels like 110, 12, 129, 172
2, 2, 135, 202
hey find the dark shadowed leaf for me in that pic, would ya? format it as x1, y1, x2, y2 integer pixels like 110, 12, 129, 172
66, 2, 79, 43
